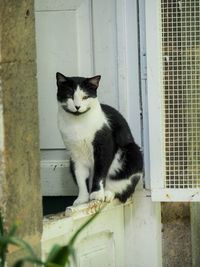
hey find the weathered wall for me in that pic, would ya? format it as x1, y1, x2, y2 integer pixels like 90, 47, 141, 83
0, 0, 42, 265
190, 203, 200, 267
162, 203, 192, 267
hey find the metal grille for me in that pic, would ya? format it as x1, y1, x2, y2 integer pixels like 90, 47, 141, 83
160, 0, 200, 188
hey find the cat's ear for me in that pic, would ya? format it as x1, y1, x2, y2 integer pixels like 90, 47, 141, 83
87, 75, 101, 88
56, 72, 67, 85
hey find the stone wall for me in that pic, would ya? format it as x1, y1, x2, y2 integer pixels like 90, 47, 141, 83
0, 0, 42, 265
162, 203, 192, 267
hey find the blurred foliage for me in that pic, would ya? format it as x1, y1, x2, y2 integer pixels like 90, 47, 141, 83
0, 209, 100, 267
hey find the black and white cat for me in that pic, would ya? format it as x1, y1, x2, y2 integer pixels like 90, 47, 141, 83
56, 73, 143, 205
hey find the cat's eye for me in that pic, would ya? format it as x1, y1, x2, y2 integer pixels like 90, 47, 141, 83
82, 96, 89, 100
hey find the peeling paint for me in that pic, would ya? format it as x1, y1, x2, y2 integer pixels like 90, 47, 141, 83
65, 200, 102, 218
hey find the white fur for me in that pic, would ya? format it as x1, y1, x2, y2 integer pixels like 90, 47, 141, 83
73, 163, 90, 205
106, 173, 142, 195
58, 99, 108, 150
107, 149, 123, 176
106, 150, 142, 195
104, 190, 115, 202
90, 180, 105, 201
73, 86, 83, 108
58, 97, 108, 205
66, 86, 88, 112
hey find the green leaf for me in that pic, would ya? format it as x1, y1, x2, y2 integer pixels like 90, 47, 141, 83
46, 208, 101, 267
67, 246, 77, 267
0, 236, 38, 260
0, 210, 4, 236
0, 236, 41, 265
0, 252, 6, 267
0, 211, 19, 267
45, 263, 64, 267
45, 244, 63, 264
68, 209, 100, 247
45, 245, 70, 266
0, 236, 20, 247
13, 257, 44, 267
12, 237, 38, 259
46, 209, 101, 267
8, 221, 19, 237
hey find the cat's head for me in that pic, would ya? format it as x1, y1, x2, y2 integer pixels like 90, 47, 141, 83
56, 72, 101, 116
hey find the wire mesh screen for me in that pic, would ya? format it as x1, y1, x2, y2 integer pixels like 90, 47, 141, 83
160, 0, 200, 188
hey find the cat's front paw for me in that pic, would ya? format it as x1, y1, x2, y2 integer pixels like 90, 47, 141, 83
104, 190, 115, 202
90, 190, 105, 202
73, 195, 89, 206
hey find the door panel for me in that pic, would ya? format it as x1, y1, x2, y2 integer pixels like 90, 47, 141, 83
35, 0, 134, 197
77, 232, 115, 267
92, 0, 118, 108
35, 1, 150, 266
35, 1, 90, 149
42, 202, 125, 267
35, 0, 119, 149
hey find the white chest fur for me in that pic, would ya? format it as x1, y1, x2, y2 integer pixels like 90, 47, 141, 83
57, 100, 108, 164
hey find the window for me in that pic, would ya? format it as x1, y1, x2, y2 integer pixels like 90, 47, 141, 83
147, 0, 200, 201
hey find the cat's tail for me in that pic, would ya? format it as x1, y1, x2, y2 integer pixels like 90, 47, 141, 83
115, 173, 141, 203
122, 142, 143, 173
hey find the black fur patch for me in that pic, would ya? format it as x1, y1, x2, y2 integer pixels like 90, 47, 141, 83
115, 174, 140, 203
101, 104, 143, 180
56, 73, 98, 103
91, 124, 116, 192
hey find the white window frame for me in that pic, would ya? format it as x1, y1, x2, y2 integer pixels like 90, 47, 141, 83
146, 0, 200, 202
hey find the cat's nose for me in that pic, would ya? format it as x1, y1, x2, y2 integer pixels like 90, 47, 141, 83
75, 106, 80, 110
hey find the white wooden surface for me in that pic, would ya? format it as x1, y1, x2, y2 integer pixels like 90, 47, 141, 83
42, 201, 125, 267
145, 0, 164, 192
42, 191, 162, 267
35, 0, 92, 149
35, 0, 141, 150
152, 189, 200, 202
131, 190, 162, 267
122, 0, 141, 146
41, 159, 78, 196
138, 0, 151, 189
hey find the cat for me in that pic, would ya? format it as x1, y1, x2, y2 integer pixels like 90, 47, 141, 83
56, 72, 143, 205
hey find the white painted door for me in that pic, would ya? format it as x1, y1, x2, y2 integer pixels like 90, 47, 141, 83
35, 0, 141, 196
35, 0, 142, 266
35, 0, 121, 150
42, 201, 126, 267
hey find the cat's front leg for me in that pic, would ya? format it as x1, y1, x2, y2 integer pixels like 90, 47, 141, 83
90, 179, 105, 202
72, 162, 90, 206
73, 195, 89, 206
90, 182, 115, 202
90, 138, 113, 202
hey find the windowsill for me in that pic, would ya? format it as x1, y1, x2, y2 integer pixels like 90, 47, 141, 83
43, 181, 150, 224
41, 188, 154, 252
43, 198, 131, 223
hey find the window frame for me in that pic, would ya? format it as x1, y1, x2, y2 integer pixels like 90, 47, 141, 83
146, 0, 200, 201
